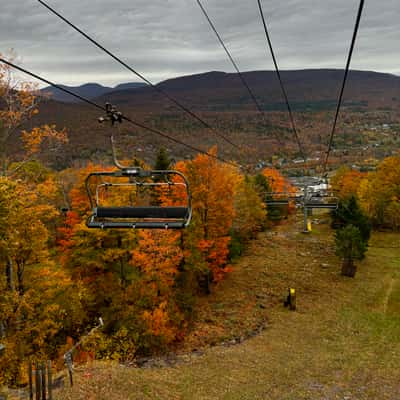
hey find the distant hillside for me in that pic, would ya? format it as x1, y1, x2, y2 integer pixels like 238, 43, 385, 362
40, 82, 148, 103
113, 82, 148, 91
19, 69, 400, 168
40, 69, 400, 111
95, 69, 400, 112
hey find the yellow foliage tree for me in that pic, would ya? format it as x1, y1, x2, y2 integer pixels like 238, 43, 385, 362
358, 156, 400, 229
0, 174, 84, 386
233, 176, 267, 241
0, 52, 68, 176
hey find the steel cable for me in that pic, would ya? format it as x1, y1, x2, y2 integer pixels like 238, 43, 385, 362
322, 0, 365, 175
37, 0, 242, 152
257, 0, 306, 162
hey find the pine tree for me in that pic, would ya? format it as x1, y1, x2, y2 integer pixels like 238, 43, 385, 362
154, 148, 171, 170
331, 195, 371, 242
335, 224, 367, 277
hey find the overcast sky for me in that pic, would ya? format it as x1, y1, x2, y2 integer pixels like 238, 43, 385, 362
1, 0, 399, 87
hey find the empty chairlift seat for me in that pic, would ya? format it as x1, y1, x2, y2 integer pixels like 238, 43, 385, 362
265, 192, 294, 207
265, 199, 290, 206
304, 193, 338, 209
85, 167, 192, 229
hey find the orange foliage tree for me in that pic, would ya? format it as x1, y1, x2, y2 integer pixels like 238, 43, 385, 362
262, 167, 296, 217
175, 147, 241, 283
132, 230, 184, 346
262, 167, 294, 194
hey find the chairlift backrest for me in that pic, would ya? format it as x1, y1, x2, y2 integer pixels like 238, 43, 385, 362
265, 191, 296, 207
304, 191, 338, 209
86, 167, 192, 229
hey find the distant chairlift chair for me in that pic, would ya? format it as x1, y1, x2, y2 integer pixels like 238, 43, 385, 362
304, 192, 339, 210
265, 192, 302, 208
265, 192, 299, 220
265, 192, 291, 207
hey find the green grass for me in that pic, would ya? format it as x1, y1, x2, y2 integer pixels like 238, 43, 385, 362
55, 217, 400, 400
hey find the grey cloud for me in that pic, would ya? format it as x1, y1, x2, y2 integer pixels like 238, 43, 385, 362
1, 0, 399, 86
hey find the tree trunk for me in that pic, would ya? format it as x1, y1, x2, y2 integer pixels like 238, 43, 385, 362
17, 262, 24, 296
119, 259, 126, 289
0, 321, 5, 338
6, 256, 14, 291
177, 231, 185, 272
341, 258, 357, 277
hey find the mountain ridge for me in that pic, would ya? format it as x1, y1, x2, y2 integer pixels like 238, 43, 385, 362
39, 69, 400, 110
40, 81, 148, 103
26, 68, 400, 168
91, 68, 400, 112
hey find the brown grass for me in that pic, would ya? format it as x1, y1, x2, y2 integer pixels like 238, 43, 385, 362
55, 213, 400, 399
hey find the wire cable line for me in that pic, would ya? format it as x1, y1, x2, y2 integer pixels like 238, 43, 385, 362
256, 0, 306, 162
0, 58, 238, 167
195, 0, 286, 151
195, 0, 266, 116
37, 0, 242, 152
322, 0, 365, 175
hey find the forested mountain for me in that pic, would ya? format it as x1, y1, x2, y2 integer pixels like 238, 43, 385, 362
20, 69, 400, 168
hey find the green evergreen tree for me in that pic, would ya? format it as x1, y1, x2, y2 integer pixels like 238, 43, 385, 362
331, 195, 371, 242
154, 148, 171, 170
253, 173, 271, 200
335, 224, 367, 277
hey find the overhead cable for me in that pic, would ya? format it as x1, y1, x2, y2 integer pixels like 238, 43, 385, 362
195, 0, 266, 115
256, 0, 306, 162
37, 0, 242, 152
322, 0, 365, 175
0, 58, 238, 167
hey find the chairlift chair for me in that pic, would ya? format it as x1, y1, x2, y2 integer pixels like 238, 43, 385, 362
85, 104, 192, 229
86, 167, 192, 229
